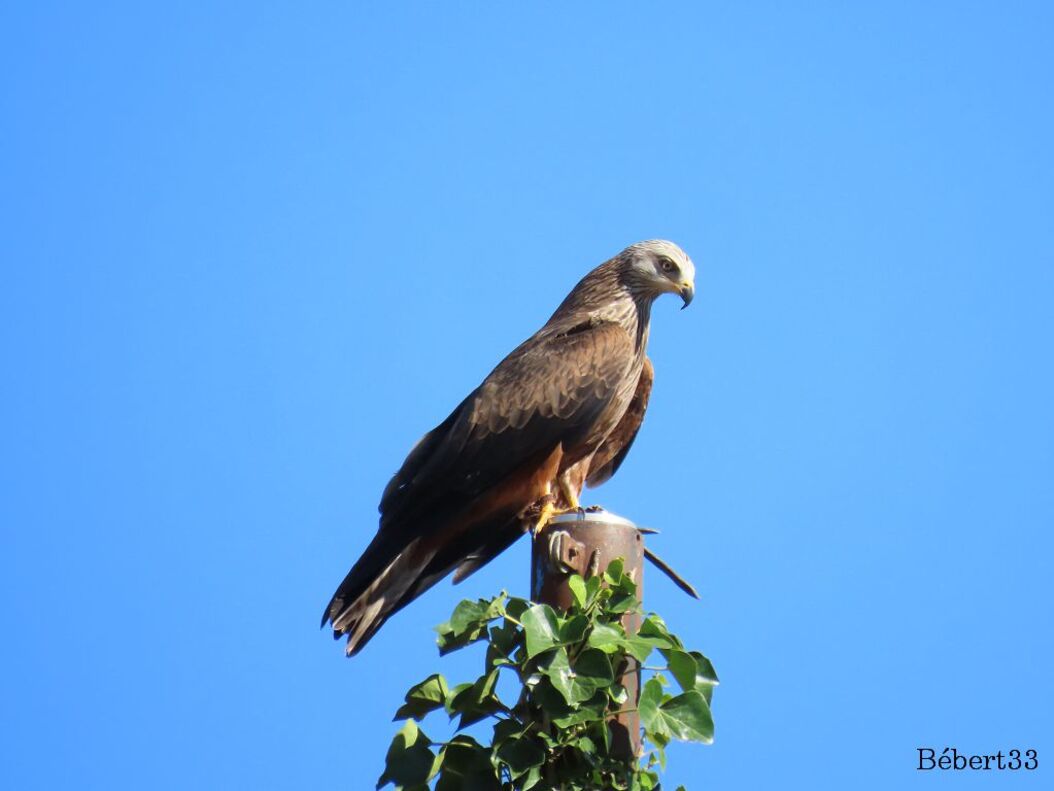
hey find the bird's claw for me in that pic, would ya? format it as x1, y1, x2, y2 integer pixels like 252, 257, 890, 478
531, 495, 589, 537
531, 501, 556, 537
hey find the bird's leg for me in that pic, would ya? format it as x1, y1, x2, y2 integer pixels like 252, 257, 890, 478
558, 477, 581, 511
532, 475, 585, 537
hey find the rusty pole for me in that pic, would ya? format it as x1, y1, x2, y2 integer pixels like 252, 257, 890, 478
531, 509, 644, 759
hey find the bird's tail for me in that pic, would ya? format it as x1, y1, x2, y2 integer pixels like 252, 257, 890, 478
321, 535, 442, 656
322, 510, 529, 656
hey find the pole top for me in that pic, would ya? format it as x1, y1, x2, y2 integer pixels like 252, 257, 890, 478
549, 508, 637, 528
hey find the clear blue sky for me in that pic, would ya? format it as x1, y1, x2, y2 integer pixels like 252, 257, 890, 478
2, 3, 1052, 789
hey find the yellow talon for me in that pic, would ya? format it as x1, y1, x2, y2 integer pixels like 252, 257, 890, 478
532, 479, 583, 538
532, 502, 556, 537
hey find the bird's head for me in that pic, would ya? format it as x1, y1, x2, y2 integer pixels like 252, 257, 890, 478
622, 239, 696, 308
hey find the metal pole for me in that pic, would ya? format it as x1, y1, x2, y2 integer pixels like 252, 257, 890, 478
531, 509, 644, 759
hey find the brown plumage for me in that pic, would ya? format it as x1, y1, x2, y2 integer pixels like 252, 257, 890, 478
322, 240, 696, 655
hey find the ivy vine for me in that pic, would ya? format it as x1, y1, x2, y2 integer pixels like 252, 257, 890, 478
378, 560, 717, 790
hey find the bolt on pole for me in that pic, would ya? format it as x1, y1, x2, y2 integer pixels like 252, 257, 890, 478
531, 509, 644, 759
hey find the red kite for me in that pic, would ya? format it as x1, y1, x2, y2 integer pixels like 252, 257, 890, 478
323, 240, 696, 655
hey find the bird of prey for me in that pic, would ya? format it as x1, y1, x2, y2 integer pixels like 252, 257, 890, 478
323, 240, 696, 656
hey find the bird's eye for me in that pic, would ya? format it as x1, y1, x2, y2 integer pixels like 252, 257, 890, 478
660, 257, 677, 273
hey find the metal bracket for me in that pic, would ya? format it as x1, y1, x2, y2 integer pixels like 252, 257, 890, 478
542, 509, 700, 598
546, 530, 587, 574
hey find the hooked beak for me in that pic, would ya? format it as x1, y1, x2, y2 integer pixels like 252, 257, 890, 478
679, 282, 695, 309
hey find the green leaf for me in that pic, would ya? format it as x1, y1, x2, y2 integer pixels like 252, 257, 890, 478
663, 649, 698, 692
638, 615, 676, 648
444, 682, 472, 716
490, 717, 521, 745
650, 729, 669, 770
551, 707, 602, 729
485, 619, 520, 669
435, 735, 500, 791
575, 647, 615, 691
699, 684, 714, 705
551, 688, 608, 727
591, 719, 612, 754
689, 650, 720, 685
536, 647, 574, 702
521, 604, 561, 658
662, 690, 714, 742
504, 596, 530, 620
613, 576, 638, 598
559, 614, 589, 644
567, 574, 587, 608
585, 574, 602, 602
529, 676, 573, 719
376, 720, 437, 789
685, 650, 718, 704
484, 643, 514, 669
587, 621, 653, 663
495, 735, 546, 777
538, 647, 614, 704
620, 636, 656, 663
436, 630, 480, 655
606, 591, 639, 613
638, 678, 665, 734
521, 765, 543, 790
488, 619, 520, 656
586, 622, 624, 651
636, 615, 685, 654
435, 596, 508, 654
450, 599, 490, 632
394, 673, 449, 721
604, 558, 639, 601
448, 669, 503, 730
640, 682, 714, 745
607, 682, 629, 705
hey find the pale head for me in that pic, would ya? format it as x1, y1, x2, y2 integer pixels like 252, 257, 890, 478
621, 239, 696, 308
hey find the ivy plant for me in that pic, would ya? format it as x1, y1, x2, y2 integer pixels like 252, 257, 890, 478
377, 560, 717, 790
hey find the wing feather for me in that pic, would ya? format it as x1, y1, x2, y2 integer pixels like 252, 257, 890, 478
586, 355, 653, 487
378, 320, 634, 536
